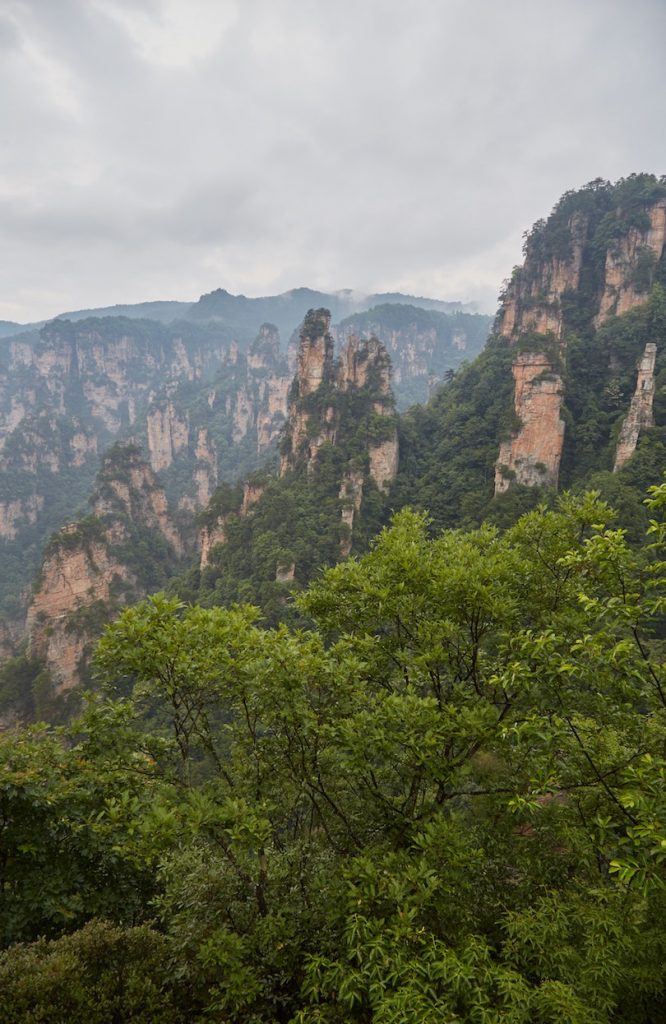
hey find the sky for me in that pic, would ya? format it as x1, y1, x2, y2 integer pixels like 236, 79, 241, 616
1, 0, 665, 323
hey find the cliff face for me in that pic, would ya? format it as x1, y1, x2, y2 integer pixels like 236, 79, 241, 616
596, 200, 666, 325
26, 532, 135, 691
613, 343, 658, 471
279, 311, 337, 477
497, 214, 588, 342
494, 179, 666, 494
0, 319, 295, 616
146, 401, 190, 472
26, 444, 183, 692
495, 353, 565, 492
334, 304, 490, 409
278, 310, 398, 553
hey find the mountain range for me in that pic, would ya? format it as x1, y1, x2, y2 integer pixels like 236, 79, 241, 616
1, 173, 665, 719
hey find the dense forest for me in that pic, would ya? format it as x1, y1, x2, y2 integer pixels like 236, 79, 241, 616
0, 482, 665, 1021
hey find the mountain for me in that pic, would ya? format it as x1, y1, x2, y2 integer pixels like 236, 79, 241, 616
183, 286, 476, 343
394, 174, 666, 532
0, 293, 488, 621
2, 173, 665, 716
334, 304, 488, 408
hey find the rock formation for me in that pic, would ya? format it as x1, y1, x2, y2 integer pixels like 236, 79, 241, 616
193, 428, 218, 506
339, 470, 364, 557
494, 183, 666, 494
335, 305, 491, 408
596, 200, 666, 326
497, 214, 588, 342
495, 353, 565, 493
26, 444, 183, 692
146, 401, 190, 472
613, 343, 658, 471
199, 518, 228, 568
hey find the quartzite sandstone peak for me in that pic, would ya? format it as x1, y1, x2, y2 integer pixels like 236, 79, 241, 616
26, 443, 183, 693
494, 177, 666, 494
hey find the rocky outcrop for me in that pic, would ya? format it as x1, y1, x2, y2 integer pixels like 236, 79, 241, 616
338, 335, 391, 392
248, 324, 281, 370
498, 214, 588, 342
146, 401, 190, 472
495, 353, 565, 493
256, 376, 290, 451
200, 519, 228, 568
295, 311, 334, 397
278, 312, 399, 560
0, 493, 44, 541
193, 428, 218, 507
26, 530, 135, 691
495, 185, 666, 494
596, 201, 666, 326
613, 343, 658, 471
279, 311, 337, 477
333, 306, 491, 408
369, 434, 400, 493
241, 478, 267, 515
339, 470, 364, 556
26, 444, 183, 691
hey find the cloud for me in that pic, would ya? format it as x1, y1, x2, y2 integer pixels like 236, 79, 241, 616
1, 0, 665, 321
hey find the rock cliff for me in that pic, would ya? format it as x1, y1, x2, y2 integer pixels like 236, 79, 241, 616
494, 177, 666, 494
279, 310, 398, 550
613, 343, 658, 471
26, 443, 183, 692
495, 353, 565, 492
596, 200, 666, 325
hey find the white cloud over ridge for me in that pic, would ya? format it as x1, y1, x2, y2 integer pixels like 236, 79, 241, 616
1, 0, 665, 322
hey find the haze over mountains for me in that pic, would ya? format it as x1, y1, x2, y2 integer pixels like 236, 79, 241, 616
0, 286, 479, 339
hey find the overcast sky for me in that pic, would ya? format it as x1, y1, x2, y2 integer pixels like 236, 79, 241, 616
1, 0, 665, 323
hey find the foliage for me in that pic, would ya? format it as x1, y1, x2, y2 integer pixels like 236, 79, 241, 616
2, 485, 663, 1019
0, 920, 184, 1023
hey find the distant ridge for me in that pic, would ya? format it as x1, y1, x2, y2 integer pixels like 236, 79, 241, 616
0, 287, 476, 344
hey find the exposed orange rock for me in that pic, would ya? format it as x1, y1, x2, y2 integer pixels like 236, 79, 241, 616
498, 214, 587, 341
26, 530, 135, 692
26, 446, 183, 690
596, 201, 666, 326
495, 352, 565, 493
369, 434, 399, 493
613, 343, 658, 471
241, 479, 267, 515
296, 313, 334, 397
338, 335, 391, 392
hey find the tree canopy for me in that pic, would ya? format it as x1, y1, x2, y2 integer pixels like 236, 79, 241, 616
1, 479, 665, 1021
